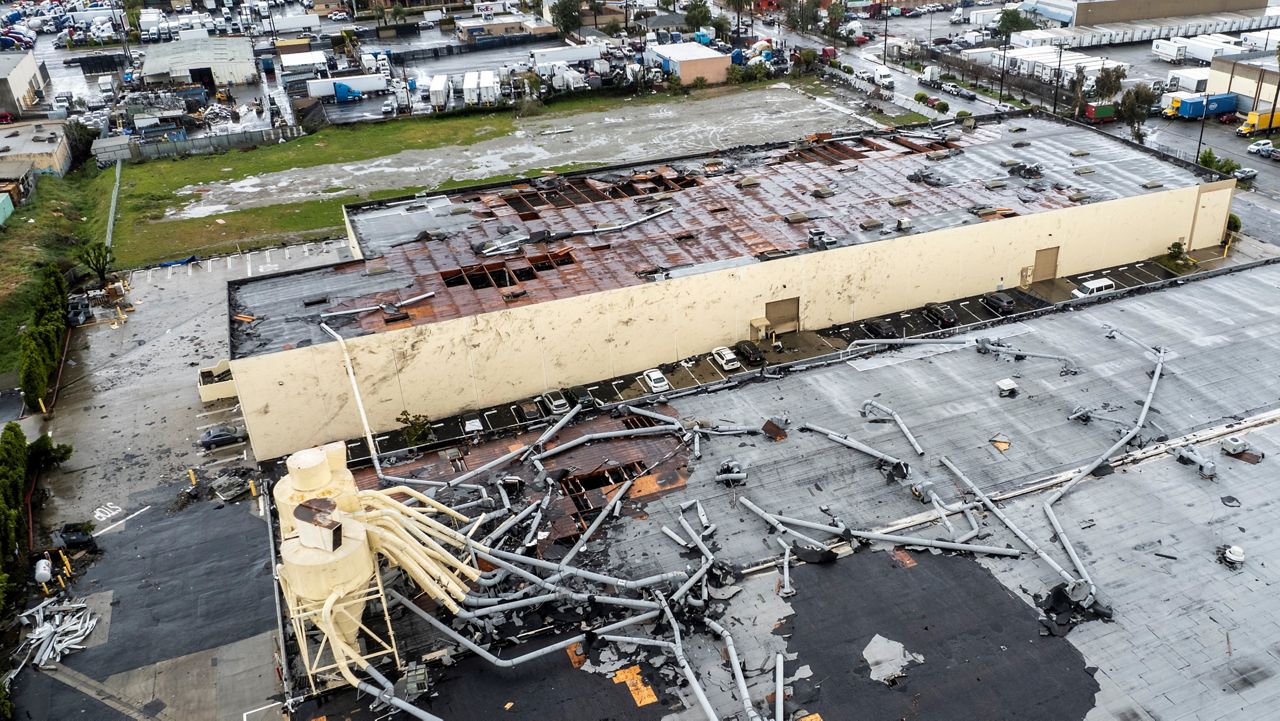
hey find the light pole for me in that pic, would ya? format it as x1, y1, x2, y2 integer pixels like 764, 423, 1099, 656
997, 32, 1008, 102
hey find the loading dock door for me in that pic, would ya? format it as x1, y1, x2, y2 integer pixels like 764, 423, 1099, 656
765, 297, 800, 334
1033, 246, 1060, 282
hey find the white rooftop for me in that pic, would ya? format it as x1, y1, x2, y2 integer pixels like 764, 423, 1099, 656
650, 41, 725, 62
278, 50, 327, 69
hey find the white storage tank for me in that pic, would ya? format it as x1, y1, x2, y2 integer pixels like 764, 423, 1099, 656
278, 498, 375, 649
273, 442, 360, 537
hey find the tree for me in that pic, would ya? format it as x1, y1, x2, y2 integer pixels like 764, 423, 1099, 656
372, 2, 386, 25
1227, 213, 1242, 234
390, 2, 405, 23
726, 0, 748, 40
684, 0, 712, 31
995, 8, 1036, 36
76, 241, 113, 284
710, 14, 730, 41
798, 0, 820, 31
935, 100, 949, 113
1067, 65, 1087, 118
1115, 82, 1157, 145
825, 1, 844, 36
603, 18, 622, 36
589, 0, 604, 27
65, 120, 99, 171
798, 47, 817, 73
396, 410, 435, 447
550, 0, 582, 36
1198, 147, 1240, 175
1093, 65, 1126, 102
26, 435, 73, 477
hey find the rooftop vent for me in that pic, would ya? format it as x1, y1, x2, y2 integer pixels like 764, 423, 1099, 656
1141, 180, 1164, 189
1070, 149, 1090, 157
1073, 167, 1095, 176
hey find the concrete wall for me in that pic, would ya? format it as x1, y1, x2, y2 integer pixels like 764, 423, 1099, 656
231, 181, 1236, 460
1075, 0, 1265, 26
0, 52, 41, 113
674, 56, 729, 84
1209, 59, 1278, 115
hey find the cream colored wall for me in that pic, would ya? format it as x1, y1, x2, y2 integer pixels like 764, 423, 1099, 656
232, 182, 1235, 460
1208, 64, 1274, 112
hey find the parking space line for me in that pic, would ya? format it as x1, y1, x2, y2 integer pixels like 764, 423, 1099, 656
187, 263, 193, 276
197, 417, 243, 431
1129, 263, 1163, 283
245, 254, 253, 277
166, 265, 175, 279
206, 450, 247, 467
92, 505, 152, 537
285, 247, 292, 260
243, 702, 283, 721
303, 243, 312, 257
196, 404, 240, 418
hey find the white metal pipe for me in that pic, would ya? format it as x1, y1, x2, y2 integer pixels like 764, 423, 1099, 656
531, 426, 679, 461
481, 547, 687, 589
527, 404, 584, 457
1041, 347, 1167, 603
563, 479, 634, 565
321, 323, 387, 484
706, 619, 761, 721
737, 497, 827, 548
436, 446, 529, 494
802, 423, 905, 465
860, 400, 925, 456
775, 653, 785, 721
769, 512, 1021, 557
620, 404, 684, 426
391, 588, 659, 668
940, 456, 1077, 584
850, 338, 970, 346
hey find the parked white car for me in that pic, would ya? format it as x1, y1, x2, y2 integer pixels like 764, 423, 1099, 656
641, 369, 670, 393
1247, 140, 1272, 154
710, 346, 741, 371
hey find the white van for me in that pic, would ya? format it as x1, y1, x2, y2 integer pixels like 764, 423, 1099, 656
1071, 277, 1117, 298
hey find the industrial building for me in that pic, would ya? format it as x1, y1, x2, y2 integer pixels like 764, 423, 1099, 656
140, 36, 258, 86
644, 42, 732, 84
0, 120, 72, 176
1022, 0, 1268, 26
219, 114, 1233, 462
453, 13, 556, 44
1209, 49, 1280, 112
0, 51, 49, 116
267, 253, 1280, 720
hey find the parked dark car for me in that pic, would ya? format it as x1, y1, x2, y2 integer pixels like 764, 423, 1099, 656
981, 291, 1017, 315
516, 401, 542, 423
922, 302, 958, 328
566, 385, 598, 408
864, 317, 898, 339
734, 340, 766, 366
54, 524, 98, 553
199, 425, 246, 450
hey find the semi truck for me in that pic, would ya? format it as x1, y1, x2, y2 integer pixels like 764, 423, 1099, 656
1172, 36, 1234, 65
873, 66, 894, 90
1152, 38, 1186, 64
1166, 67, 1209, 93
428, 74, 451, 111
917, 65, 943, 89
1163, 92, 1236, 119
1236, 111, 1278, 136
269, 13, 320, 33
530, 45, 601, 73
1082, 102, 1116, 124
306, 74, 388, 101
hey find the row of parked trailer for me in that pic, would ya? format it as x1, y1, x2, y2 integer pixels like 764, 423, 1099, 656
1151, 34, 1243, 65
957, 46, 1129, 95
1011, 8, 1280, 49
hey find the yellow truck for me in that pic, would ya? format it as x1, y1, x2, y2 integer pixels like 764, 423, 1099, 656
1237, 111, 1278, 137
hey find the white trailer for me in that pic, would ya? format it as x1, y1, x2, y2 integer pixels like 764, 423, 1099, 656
462, 70, 480, 106
968, 8, 1000, 28
428, 74, 451, 110
530, 45, 602, 69
478, 70, 498, 106
305, 73, 388, 98
1160, 90, 1196, 109
1152, 38, 1185, 63
1174, 37, 1233, 65
1166, 67, 1210, 93
1242, 29, 1280, 50
269, 13, 320, 32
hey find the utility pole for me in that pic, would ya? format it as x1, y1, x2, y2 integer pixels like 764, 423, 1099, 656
997, 32, 1008, 101
882, 9, 888, 66
1052, 41, 1062, 115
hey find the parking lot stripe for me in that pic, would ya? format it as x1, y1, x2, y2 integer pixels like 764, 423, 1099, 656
92, 505, 152, 537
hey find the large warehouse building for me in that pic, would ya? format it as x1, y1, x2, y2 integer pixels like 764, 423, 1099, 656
219, 114, 1233, 461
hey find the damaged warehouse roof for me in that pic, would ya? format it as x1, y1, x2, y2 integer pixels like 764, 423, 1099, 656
285, 260, 1280, 721
228, 115, 1210, 358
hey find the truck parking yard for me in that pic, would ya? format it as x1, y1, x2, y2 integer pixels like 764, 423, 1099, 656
10, 1, 1280, 720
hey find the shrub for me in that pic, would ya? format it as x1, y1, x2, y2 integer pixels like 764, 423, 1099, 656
914, 91, 929, 103
17, 267, 68, 411
956, 110, 972, 118
842, 64, 853, 73
1227, 213, 1242, 233
690, 76, 708, 90
934, 100, 950, 113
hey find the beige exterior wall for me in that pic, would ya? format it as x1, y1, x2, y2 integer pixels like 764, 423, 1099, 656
673, 56, 729, 84
1075, 0, 1265, 26
1209, 60, 1278, 114
6, 52, 39, 110
232, 181, 1235, 460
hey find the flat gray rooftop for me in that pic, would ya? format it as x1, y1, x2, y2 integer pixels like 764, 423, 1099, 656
228, 114, 1213, 359
586, 261, 1280, 718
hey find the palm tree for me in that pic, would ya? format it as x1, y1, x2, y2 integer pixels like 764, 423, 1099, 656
726, 0, 749, 43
